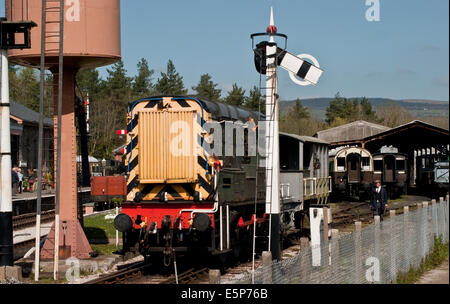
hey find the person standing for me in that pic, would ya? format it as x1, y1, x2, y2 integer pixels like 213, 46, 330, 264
370, 180, 388, 221
17, 168, 23, 193
11, 166, 19, 196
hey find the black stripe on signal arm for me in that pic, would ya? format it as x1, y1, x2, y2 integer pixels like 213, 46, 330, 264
297, 60, 312, 79
127, 114, 139, 133
128, 157, 138, 172
198, 174, 212, 194
145, 101, 159, 108
126, 136, 138, 155
198, 156, 207, 170
176, 99, 191, 108
127, 175, 138, 194
276, 49, 287, 66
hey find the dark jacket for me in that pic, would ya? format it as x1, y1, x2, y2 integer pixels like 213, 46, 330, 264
11, 170, 19, 184
370, 186, 388, 211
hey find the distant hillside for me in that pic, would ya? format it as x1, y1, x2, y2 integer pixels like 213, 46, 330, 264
280, 98, 449, 120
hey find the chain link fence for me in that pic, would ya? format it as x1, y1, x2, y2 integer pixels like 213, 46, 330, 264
227, 198, 449, 284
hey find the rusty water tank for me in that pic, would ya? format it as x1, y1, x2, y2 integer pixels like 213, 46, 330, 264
6, 0, 121, 69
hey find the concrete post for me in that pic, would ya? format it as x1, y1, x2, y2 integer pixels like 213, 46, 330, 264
354, 221, 362, 284
330, 229, 339, 279
431, 200, 437, 239
299, 238, 311, 284
374, 215, 381, 262
403, 206, 409, 273
209, 269, 221, 284
422, 202, 429, 255
389, 210, 396, 283
300, 237, 310, 250
416, 202, 423, 265
323, 207, 329, 246
262, 251, 272, 284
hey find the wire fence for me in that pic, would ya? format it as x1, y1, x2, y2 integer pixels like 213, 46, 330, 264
227, 198, 449, 284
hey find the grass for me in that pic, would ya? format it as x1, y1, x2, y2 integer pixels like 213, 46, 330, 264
83, 211, 123, 239
396, 236, 449, 284
83, 211, 123, 256
90, 243, 122, 256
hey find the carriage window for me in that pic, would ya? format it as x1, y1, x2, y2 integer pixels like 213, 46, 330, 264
362, 157, 371, 170
386, 160, 393, 170
396, 159, 405, 171
374, 160, 383, 172
337, 157, 345, 171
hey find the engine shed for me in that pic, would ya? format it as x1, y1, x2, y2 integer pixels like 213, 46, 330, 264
323, 120, 449, 189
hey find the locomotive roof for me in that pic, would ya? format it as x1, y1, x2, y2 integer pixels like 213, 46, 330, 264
129, 95, 264, 122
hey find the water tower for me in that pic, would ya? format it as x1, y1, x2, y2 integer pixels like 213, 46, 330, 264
6, 0, 121, 259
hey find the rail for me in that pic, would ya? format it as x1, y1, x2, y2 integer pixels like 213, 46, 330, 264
161, 267, 209, 284
85, 261, 149, 284
13, 210, 54, 230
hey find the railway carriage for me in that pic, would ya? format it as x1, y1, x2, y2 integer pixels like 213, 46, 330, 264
114, 95, 331, 266
329, 146, 373, 199
373, 147, 408, 198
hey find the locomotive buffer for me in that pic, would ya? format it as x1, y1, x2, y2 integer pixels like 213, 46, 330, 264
251, 8, 323, 261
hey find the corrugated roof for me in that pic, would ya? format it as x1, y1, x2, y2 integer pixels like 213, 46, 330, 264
315, 120, 390, 143
10, 100, 53, 126
280, 132, 330, 145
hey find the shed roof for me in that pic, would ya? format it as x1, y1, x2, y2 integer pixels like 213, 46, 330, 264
315, 120, 390, 144
280, 132, 330, 145
10, 100, 54, 127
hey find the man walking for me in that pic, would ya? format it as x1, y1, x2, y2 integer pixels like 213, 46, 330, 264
11, 166, 19, 196
370, 180, 388, 221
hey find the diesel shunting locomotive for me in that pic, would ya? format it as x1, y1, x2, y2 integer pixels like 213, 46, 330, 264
113, 95, 331, 266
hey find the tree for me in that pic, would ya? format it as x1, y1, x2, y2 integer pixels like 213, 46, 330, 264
358, 97, 380, 122
291, 98, 310, 119
155, 59, 188, 95
325, 93, 380, 125
279, 98, 319, 135
10, 67, 40, 112
244, 86, 264, 112
132, 58, 155, 99
224, 83, 246, 106
192, 73, 221, 101
377, 102, 414, 128
76, 68, 105, 99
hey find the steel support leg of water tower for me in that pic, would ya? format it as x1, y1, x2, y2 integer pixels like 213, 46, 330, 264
40, 68, 92, 260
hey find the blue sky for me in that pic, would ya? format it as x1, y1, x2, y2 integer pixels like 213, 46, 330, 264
2, 0, 449, 101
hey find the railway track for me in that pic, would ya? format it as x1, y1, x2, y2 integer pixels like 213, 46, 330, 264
85, 262, 209, 285
13, 210, 55, 230
160, 267, 209, 284
85, 261, 150, 284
